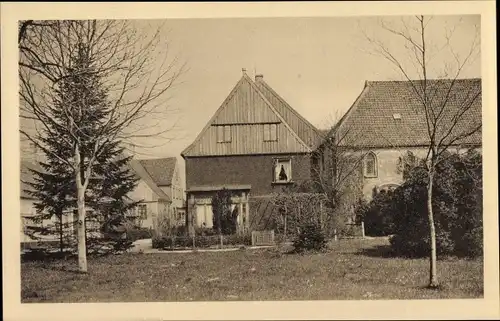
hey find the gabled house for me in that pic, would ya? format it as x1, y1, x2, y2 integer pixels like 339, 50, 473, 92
20, 152, 185, 244
128, 157, 186, 227
181, 69, 323, 232
320, 78, 482, 204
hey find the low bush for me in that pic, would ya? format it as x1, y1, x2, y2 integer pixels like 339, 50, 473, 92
361, 190, 395, 236
195, 227, 218, 236
21, 248, 75, 262
152, 233, 252, 250
126, 227, 152, 242
292, 222, 327, 253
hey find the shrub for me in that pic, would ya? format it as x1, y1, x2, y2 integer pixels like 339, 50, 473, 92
225, 233, 252, 246
195, 227, 218, 236
269, 192, 328, 239
457, 226, 483, 258
361, 190, 396, 236
388, 150, 483, 258
212, 188, 238, 235
152, 233, 252, 250
292, 222, 327, 253
126, 227, 152, 242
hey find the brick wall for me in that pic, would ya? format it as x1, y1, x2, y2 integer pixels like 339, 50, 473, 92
185, 153, 313, 196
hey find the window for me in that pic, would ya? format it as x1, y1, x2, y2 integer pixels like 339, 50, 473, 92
273, 158, 292, 183
217, 125, 232, 143
263, 123, 278, 142
137, 204, 147, 220
363, 152, 377, 178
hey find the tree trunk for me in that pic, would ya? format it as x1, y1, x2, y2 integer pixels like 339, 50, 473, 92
427, 167, 438, 288
58, 212, 64, 253
284, 204, 288, 242
75, 148, 88, 273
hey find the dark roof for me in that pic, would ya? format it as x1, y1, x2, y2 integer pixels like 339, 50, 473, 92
332, 78, 482, 148
127, 160, 171, 202
20, 160, 43, 199
139, 157, 177, 186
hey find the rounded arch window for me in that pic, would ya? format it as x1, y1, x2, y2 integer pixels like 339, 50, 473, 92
363, 152, 378, 178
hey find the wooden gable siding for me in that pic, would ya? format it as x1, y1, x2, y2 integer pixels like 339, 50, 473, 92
183, 74, 312, 157
254, 80, 322, 149
186, 122, 310, 156
213, 78, 280, 125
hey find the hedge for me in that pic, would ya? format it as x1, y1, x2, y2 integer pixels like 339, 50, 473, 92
152, 233, 252, 249
126, 227, 153, 242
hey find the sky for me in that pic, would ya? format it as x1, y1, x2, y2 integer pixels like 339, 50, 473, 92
20, 15, 481, 186
124, 15, 481, 183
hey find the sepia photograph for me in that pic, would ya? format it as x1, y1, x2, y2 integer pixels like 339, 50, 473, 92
2, 2, 498, 320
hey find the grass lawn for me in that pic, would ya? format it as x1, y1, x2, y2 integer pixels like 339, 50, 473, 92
21, 237, 483, 302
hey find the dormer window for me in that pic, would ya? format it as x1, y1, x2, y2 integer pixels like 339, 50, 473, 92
216, 125, 231, 143
263, 123, 278, 142
392, 113, 402, 120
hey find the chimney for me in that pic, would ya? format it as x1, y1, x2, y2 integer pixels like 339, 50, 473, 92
255, 74, 263, 82
242, 68, 247, 75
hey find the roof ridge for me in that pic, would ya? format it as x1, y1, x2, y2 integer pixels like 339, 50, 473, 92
332, 78, 481, 148
140, 156, 177, 161
128, 159, 171, 201
181, 75, 248, 157
325, 81, 371, 142
366, 77, 481, 84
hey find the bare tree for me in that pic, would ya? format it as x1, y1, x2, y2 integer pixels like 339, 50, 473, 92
362, 15, 481, 287
19, 20, 186, 272
312, 110, 382, 237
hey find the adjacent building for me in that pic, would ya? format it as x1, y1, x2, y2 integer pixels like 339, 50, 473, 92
128, 157, 186, 228
319, 78, 482, 204
20, 144, 186, 243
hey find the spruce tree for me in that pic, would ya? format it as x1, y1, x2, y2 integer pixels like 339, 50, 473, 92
24, 43, 141, 255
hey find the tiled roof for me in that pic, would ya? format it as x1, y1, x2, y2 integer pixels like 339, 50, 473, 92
127, 159, 171, 202
332, 78, 482, 148
139, 157, 177, 186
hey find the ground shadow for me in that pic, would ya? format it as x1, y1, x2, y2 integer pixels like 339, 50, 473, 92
354, 244, 408, 259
